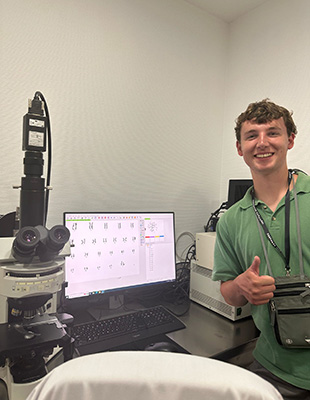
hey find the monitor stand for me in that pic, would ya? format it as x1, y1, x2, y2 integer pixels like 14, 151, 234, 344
109, 294, 124, 309
87, 295, 130, 321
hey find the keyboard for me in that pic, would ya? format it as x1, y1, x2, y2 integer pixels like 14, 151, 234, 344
71, 305, 185, 355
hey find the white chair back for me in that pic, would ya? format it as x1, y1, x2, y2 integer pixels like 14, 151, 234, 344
26, 351, 283, 400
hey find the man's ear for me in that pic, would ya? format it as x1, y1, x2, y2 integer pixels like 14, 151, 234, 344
288, 133, 295, 150
236, 140, 243, 156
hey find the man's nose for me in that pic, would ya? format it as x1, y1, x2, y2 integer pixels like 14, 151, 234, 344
257, 132, 268, 147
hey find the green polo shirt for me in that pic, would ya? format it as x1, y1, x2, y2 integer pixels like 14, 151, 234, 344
212, 171, 310, 390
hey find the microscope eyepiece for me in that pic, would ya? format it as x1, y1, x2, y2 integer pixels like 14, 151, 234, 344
47, 225, 70, 251
11, 225, 70, 263
12, 226, 40, 263
21, 228, 39, 243
33, 225, 70, 262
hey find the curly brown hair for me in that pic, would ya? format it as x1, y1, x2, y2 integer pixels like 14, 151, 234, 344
235, 99, 297, 142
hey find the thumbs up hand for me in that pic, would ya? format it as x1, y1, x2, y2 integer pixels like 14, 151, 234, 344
234, 256, 276, 305
248, 256, 261, 276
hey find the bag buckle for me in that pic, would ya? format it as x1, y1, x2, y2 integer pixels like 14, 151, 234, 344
301, 284, 310, 298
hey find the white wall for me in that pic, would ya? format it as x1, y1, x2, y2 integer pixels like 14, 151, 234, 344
221, 0, 310, 199
0, 0, 228, 241
3, 0, 308, 244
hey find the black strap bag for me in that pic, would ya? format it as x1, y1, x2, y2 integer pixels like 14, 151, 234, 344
269, 275, 310, 348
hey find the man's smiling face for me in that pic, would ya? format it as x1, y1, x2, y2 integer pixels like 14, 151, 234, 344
236, 117, 295, 177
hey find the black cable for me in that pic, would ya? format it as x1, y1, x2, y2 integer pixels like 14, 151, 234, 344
34, 91, 52, 226
204, 201, 227, 232
161, 242, 196, 316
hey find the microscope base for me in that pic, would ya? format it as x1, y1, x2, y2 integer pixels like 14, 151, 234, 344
0, 314, 72, 399
0, 366, 43, 400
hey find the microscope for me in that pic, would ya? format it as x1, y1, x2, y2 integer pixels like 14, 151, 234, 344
0, 93, 71, 400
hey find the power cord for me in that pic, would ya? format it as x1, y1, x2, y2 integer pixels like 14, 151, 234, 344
204, 201, 227, 232
34, 91, 52, 226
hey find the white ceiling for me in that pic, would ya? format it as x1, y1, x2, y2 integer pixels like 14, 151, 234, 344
183, 0, 270, 22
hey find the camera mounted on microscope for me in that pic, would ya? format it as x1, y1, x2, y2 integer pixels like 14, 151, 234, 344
10, 91, 71, 265
19, 93, 48, 229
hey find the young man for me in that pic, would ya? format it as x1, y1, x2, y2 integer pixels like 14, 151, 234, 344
212, 99, 310, 399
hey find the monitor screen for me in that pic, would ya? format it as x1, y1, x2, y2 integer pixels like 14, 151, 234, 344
63, 212, 176, 302
226, 179, 253, 209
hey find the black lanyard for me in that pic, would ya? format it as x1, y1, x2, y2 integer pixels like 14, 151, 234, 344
251, 171, 292, 274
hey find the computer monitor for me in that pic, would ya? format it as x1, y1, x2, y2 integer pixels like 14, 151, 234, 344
226, 179, 253, 209
63, 212, 176, 308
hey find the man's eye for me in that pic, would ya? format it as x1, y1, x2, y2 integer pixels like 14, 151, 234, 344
246, 134, 257, 140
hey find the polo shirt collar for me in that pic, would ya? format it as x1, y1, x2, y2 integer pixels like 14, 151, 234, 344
238, 170, 310, 211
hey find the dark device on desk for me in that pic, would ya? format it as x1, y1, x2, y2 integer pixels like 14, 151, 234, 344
205, 179, 253, 232
63, 212, 185, 355
226, 179, 253, 209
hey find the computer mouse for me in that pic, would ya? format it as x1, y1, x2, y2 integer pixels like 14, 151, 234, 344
144, 341, 179, 353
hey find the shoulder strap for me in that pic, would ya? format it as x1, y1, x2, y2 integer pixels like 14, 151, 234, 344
292, 175, 305, 277
253, 172, 303, 277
